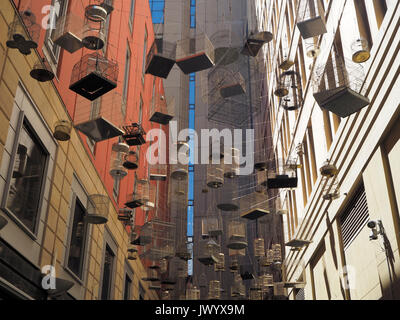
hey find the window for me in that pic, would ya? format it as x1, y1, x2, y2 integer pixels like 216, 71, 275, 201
190, 0, 196, 28
113, 178, 120, 200
142, 27, 148, 83
101, 245, 115, 300
139, 95, 143, 124
139, 283, 145, 300
122, 45, 131, 110
149, 0, 165, 24
123, 274, 132, 300
67, 197, 88, 279
45, 0, 68, 64
5, 121, 48, 233
129, 0, 135, 31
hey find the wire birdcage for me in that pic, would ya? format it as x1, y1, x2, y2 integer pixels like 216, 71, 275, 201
320, 161, 340, 201
30, 58, 55, 82
201, 216, 223, 238
216, 179, 240, 212
142, 183, 156, 212
117, 208, 132, 223
206, 163, 224, 189
260, 274, 274, 290
53, 120, 72, 142
208, 280, 221, 300
267, 159, 299, 189
122, 123, 146, 146
313, 54, 369, 118
171, 141, 189, 180
123, 150, 139, 170
198, 239, 220, 266
141, 219, 176, 261
273, 282, 287, 299
229, 255, 239, 272
272, 244, 282, 264
214, 253, 225, 272
210, 28, 242, 67
86, 194, 110, 224
176, 33, 215, 74
109, 142, 129, 179
52, 13, 84, 53
242, 31, 273, 57
227, 221, 248, 250
150, 94, 174, 125
296, 0, 327, 39
146, 39, 177, 79
70, 52, 118, 101
254, 238, 265, 258
160, 258, 168, 274
231, 276, 246, 298
6, 9, 40, 55
186, 287, 200, 300
127, 244, 138, 260
125, 179, 150, 208
351, 38, 371, 64
240, 192, 270, 220
224, 148, 240, 179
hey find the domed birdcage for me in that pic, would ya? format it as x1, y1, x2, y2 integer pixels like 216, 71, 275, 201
275, 71, 303, 111
30, 58, 55, 82
214, 253, 225, 272
6, 9, 40, 55
224, 148, 240, 179
254, 238, 265, 258
53, 120, 72, 142
313, 54, 370, 118
351, 38, 371, 64
109, 142, 129, 179
52, 13, 84, 53
296, 0, 327, 39
208, 280, 221, 300
304, 36, 321, 59
206, 163, 224, 189
146, 38, 177, 79
86, 194, 110, 224
123, 150, 139, 170
227, 221, 248, 250
176, 33, 215, 74
198, 238, 220, 266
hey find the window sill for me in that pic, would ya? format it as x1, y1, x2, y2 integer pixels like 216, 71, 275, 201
0, 207, 38, 241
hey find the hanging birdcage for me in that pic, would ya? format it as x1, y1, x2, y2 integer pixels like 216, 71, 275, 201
127, 244, 138, 260
249, 284, 263, 300
6, 9, 40, 55
260, 274, 274, 290
161, 290, 171, 300
276, 71, 303, 111
267, 160, 299, 189
175, 241, 191, 261
85, 0, 112, 22
146, 39, 177, 79
70, 52, 118, 101
313, 54, 370, 118
177, 260, 188, 279
30, 58, 55, 82
273, 282, 287, 299
198, 239, 220, 265
321, 162, 340, 201
227, 221, 248, 250
254, 238, 265, 258
74, 91, 124, 142
351, 38, 371, 63
150, 94, 174, 125
141, 219, 176, 261
160, 258, 169, 274
142, 267, 160, 282
150, 163, 168, 181
206, 163, 224, 189
214, 253, 225, 272
240, 192, 270, 220
117, 208, 132, 223
219, 71, 246, 98
109, 142, 129, 179
52, 13, 84, 53
122, 123, 146, 146
86, 194, 110, 224
142, 183, 156, 212
123, 150, 139, 170
171, 141, 189, 180
210, 28, 242, 66
242, 31, 273, 57
176, 33, 215, 74
272, 244, 282, 264
201, 216, 223, 238
216, 180, 240, 212
82, 23, 106, 50
229, 256, 239, 272
53, 120, 72, 141
296, 0, 327, 39
231, 280, 246, 298
304, 37, 321, 59
186, 287, 200, 300
125, 179, 150, 208
208, 280, 221, 300
224, 148, 240, 179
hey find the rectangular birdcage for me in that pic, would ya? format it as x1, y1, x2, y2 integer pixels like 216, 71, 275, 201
176, 34, 215, 74
150, 94, 174, 125
198, 239, 219, 265
201, 217, 223, 238
227, 221, 248, 250
74, 91, 124, 142
208, 94, 252, 127
125, 179, 151, 209
313, 56, 370, 118
240, 192, 270, 220
122, 123, 146, 146
52, 13, 84, 53
146, 39, 177, 79
141, 219, 176, 261
296, 0, 327, 39
70, 53, 118, 101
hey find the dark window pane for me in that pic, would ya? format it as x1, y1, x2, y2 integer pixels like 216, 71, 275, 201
124, 275, 132, 300
67, 198, 88, 278
6, 122, 47, 233
101, 245, 115, 300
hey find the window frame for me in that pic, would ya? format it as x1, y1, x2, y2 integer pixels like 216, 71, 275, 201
99, 228, 118, 300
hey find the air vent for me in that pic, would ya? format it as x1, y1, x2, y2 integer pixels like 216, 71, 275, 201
340, 184, 369, 250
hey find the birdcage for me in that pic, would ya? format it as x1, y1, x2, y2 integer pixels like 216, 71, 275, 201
142, 183, 156, 212
117, 208, 132, 223
229, 256, 239, 271
201, 216, 223, 238
313, 55, 370, 118
150, 164, 168, 181
141, 219, 176, 261
256, 169, 268, 187
231, 281, 246, 298
127, 244, 138, 260
273, 282, 287, 299
171, 142, 189, 180
6, 10, 40, 55
227, 221, 248, 250
272, 244, 282, 264
224, 148, 240, 179
123, 150, 139, 170
52, 13, 84, 53
122, 123, 146, 146
150, 94, 174, 125
254, 238, 265, 258
177, 260, 188, 278
74, 91, 124, 142
249, 287, 263, 300
206, 163, 224, 189
216, 180, 240, 212
304, 36, 321, 59
240, 192, 270, 220
53, 120, 72, 141
159, 258, 168, 274
260, 274, 274, 290
351, 38, 371, 63
242, 31, 273, 57
296, 0, 327, 39
146, 39, 177, 79
161, 290, 171, 300
267, 160, 298, 189
86, 194, 110, 224
85, 0, 112, 22
219, 71, 246, 98
186, 287, 200, 300
70, 53, 118, 101
142, 267, 160, 282
208, 280, 221, 300
275, 71, 303, 111
125, 179, 150, 208
240, 264, 255, 280
198, 239, 220, 265
30, 58, 55, 82
109, 143, 129, 179
274, 73, 290, 98
321, 162, 340, 201
214, 253, 225, 272
176, 34, 215, 74
81, 22, 106, 51
210, 28, 242, 66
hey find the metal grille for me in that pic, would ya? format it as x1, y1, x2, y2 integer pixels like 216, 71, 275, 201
340, 184, 369, 250
295, 288, 305, 300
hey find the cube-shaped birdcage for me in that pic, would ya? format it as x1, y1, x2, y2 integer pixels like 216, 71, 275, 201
122, 123, 146, 146
186, 287, 200, 300
254, 238, 265, 258
227, 221, 248, 250
74, 91, 124, 142
6, 10, 40, 55
242, 31, 273, 57
210, 28, 242, 66
125, 179, 150, 208
150, 94, 174, 125
52, 13, 84, 53
87, 194, 110, 224
150, 164, 168, 181
206, 163, 224, 189
208, 280, 221, 300
313, 56, 370, 118
224, 148, 240, 179
267, 161, 298, 189
70, 53, 118, 101
109, 142, 129, 179
176, 34, 215, 74
296, 0, 327, 39
201, 217, 223, 238
123, 149, 139, 170
146, 39, 177, 79
53, 120, 72, 142
240, 192, 270, 220
198, 239, 220, 266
